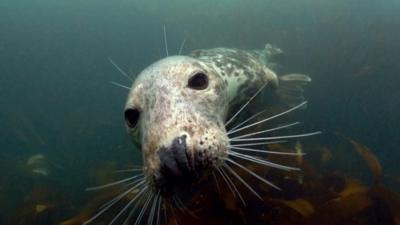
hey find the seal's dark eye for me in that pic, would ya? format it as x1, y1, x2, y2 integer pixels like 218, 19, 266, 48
188, 73, 208, 90
124, 108, 140, 128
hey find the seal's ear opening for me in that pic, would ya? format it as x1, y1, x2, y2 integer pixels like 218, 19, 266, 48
188, 72, 208, 90
124, 108, 140, 128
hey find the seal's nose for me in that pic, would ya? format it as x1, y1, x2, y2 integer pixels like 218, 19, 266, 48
157, 135, 193, 180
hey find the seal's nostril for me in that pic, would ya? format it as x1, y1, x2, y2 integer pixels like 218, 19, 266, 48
157, 135, 193, 181
174, 136, 186, 149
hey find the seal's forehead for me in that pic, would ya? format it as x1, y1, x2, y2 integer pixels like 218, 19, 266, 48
138, 56, 207, 80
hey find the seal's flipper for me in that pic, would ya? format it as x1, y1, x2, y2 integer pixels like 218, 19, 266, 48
251, 44, 283, 69
277, 74, 311, 107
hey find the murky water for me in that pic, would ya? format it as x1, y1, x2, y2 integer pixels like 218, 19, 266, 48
0, 0, 399, 224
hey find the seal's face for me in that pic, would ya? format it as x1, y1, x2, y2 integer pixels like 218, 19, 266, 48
125, 56, 230, 195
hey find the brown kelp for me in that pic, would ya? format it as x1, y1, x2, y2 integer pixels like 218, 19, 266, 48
57, 136, 399, 225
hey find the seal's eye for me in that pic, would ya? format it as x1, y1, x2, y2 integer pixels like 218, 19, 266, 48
124, 108, 140, 128
188, 73, 208, 90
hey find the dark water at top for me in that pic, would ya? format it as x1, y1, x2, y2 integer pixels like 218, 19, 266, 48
0, 0, 399, 224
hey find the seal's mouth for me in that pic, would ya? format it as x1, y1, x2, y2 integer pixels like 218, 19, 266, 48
155, 135, 202, 196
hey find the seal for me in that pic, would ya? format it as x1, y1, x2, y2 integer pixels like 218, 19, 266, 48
84, 44, 316, 225
124, 44, 312, 194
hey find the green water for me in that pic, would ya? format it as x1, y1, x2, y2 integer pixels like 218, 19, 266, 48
0, 0, 399, 224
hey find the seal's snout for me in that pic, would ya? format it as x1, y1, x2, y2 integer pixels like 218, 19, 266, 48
158, 135, 192, 178
156, 135, 196, 193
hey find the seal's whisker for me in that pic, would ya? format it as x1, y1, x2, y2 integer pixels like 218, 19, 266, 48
156, 196, 162, 225
114, 168, 144, 173
134, 190, 154, 225
175, 196, 198, 219
227, 101, 308, 135
86, 174, 144, 191
229, 131, 321, 142
122, 188, 148, 225
225, 82, 268, 127
216, 167, 237, 199
110, 81, 132, 91
171, 197, 182, 217
228, 151, 299, 171
147, 192, 160, 225
229, 140, 287, 147
176, 196, 193, 218
225, 158, 281, 190
229, 146, 306, 156
230, 122, 301, 139
98, 179, 144, 210
228, 109, 267, 132
212, 171, 221, 193
83, 181, 146, 225
168, 202, 179, 225
178, 38, 186, 55
223, 163, 262, 200
108, 57, 133, 82
172, 197, 179, 209
220, 167, 246, 205
163, 25, 169, 57
163, 202, 168, 225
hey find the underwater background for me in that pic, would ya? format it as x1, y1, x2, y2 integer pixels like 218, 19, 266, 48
0, 0, 399, 224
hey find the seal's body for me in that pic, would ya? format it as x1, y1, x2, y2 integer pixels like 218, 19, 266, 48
124, 44, 310, 195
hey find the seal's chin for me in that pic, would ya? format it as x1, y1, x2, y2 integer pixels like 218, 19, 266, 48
153, 171, 198, 197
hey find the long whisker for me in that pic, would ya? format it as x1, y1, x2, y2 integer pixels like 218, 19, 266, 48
229, 146, 305, 156
216, 167, 237, 198
230, 131, 321, 142
86, 174, 144, 191
174, 197, 183, 208
110, 81, 132, 91
115, 168, 144, 173
230, 122, 301, 139
163, 25, 169, 57
109, 187, 149, 225
228, 109, 267, 132
156, 196, 162, 225
175, 196, 198, 218
147, 193, 160, 225
225, 82, 268, 127
223, 163, 262, 200
228, 101, 308, 135
122, 188, 148, 225
220, 167, 246, 205
228, 151, 299, 171
134, 191, 154, 225
83, 181, 145, 225
98, 179, 144, 210
163, 202, 168, 225
178, 38, 186, 55
229, 140, 287, 147
172, 196, 179, 209
212, 171, 221, 193
169, 202, 179, 225
225, 158, 281, 190
108, 57, 133, 82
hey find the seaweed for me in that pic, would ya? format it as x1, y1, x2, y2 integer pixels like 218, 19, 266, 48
7, 135, 399, 225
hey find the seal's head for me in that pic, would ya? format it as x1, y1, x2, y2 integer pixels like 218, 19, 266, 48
125, 56, 230, 195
